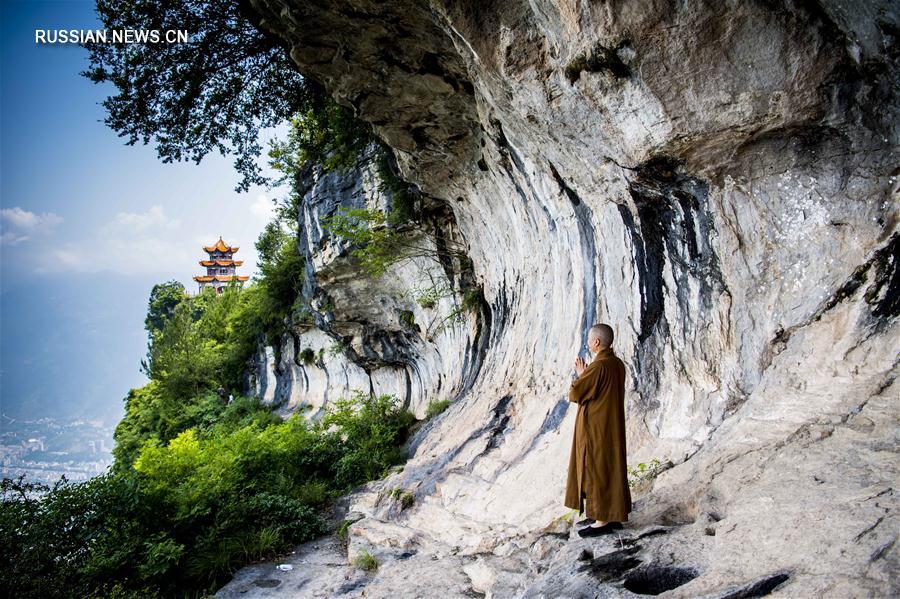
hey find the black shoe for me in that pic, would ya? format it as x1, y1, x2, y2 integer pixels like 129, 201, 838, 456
576, 522, 623, 538
576, 518, 595, 528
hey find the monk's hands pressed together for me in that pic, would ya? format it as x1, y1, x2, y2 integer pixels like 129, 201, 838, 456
574, 356, 588, 376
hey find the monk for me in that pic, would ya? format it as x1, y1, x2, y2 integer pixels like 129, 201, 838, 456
564, 323, 632, 537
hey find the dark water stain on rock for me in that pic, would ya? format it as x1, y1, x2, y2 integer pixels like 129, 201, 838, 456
622, 565, 699, 595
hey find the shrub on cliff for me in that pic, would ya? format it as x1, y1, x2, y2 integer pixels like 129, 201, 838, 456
320, 392, 418, 490
268, 99, 373, 176
254, 220, 306, 331
2, 392, 416, 598
114, 218, 305, 468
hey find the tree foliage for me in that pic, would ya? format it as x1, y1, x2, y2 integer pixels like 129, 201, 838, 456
115, 216, 306, 467
268, 99, 374, 178
82, 0, 384, 192
255, 221, 305, 326
144, 281, 187, 336
83, 0, 310, 191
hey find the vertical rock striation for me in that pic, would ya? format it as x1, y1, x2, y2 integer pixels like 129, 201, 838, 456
226, 1, 899, 596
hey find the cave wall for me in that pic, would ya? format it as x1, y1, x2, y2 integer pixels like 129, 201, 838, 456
241, 1, 899, 595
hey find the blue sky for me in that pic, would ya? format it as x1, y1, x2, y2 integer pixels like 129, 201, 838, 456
1, 0, 288, 423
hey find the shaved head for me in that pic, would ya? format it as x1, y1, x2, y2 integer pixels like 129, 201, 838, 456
588, 323, 614, 348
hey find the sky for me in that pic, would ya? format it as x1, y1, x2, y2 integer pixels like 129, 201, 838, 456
0, 0, 289, 424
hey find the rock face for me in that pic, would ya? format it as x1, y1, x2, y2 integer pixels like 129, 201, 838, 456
223, 1, 899, 597
246, 153, 485, 419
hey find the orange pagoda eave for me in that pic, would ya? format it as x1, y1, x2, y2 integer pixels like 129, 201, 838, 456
193, 275, 250, 283
203, 238, 239, 253
199, 259, 244, 267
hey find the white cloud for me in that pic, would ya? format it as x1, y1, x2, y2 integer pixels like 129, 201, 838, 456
25, 201, 264, 282
33, 205, 190, 274
0, 207, 63, 245
37, 237, 193, 275
1, 231, 31, 245
249, 193, 277, 223
101, 205, 180, 234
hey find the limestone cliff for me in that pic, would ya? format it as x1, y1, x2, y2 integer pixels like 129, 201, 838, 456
222, 1, 899, 597
246, 152, 486, 419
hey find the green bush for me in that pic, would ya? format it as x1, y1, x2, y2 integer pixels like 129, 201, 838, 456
268, 98, 373, 176
2, 390, 416, 598
425, 399, 451, 419
399, 310, 416, 328
1, 473, 158, 598
321, 392, 417, 491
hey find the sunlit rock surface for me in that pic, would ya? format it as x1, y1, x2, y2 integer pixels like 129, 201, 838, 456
222, 1, 899, 596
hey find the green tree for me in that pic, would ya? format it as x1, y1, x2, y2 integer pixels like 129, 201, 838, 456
82, 0, 311, 191
144, 281, 187, 336
255, 221, 305, 322
268, 99, 373, 178
0, 473, 158, 598
320, 392, 417, 489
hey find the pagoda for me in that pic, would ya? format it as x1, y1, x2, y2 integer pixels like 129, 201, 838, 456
193, 237, 249, 294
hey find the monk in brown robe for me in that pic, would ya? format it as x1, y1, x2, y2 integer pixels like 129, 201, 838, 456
564, 323, 632, 537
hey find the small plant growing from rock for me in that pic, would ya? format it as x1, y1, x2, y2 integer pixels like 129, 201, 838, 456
428, 288, 481, 337
292, 304, 314, 326
387, 487, 415, 509
299, 347, 316, 365
336, 519, 352, 542
543, 510, 577, 534
425, 399, 451, 419
628, 458, 662, 488
353, 550, 378, 571
414, 284, 446, 309
398, 309, 416, 328
317, 297, 335, 313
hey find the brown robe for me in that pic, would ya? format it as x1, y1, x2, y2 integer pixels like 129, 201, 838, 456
564, 346, 632, 522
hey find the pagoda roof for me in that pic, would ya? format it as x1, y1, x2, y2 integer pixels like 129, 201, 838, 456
203, 237, 239, 253
193, 275, 250, 283
199, 259, 244, 267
